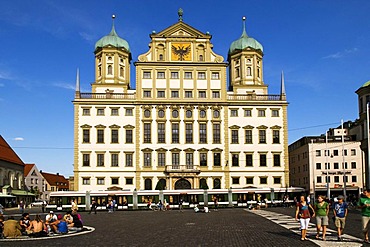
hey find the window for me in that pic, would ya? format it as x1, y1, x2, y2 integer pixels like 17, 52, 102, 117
126, 129, 133, 143
258, 110, 265, 117
125, 153, 133, 167
111, 178, 119, 185
172, 123, 179, 143
352, 176, 357, 183
212, 91, 220, 98
111, 129, 119, 143
144, 123, 151, 143
316, 150, 321, 157
126, 178, 133, 185
273, 154, 281, 166
83, 154, 90, 166
111, 153, 119, 167
97, 178, 105, 185
82, 178, 90, 185
143, 71, 151, 78
125, 108, 133, 116
186, 110, 192, 118
259, 130, 266, 143
232, 154, 239, 166
334, 162, 339, 169
211, 72, 219, 79
157, 91, 165, 98
186, 153, 193, 168
213, 110, 220, 118
144, 153, 151, 167
260, 177, 268, 185
271, 110, 279, 117
97, 154, 104, 167
157, 71, 165, 79
232, 177, 240, 184
244, 109, 252, 117
213, 178, 221, 189
272, 130, 280, 144
334, 176, 340, 183
316, 163, 321, 169
144, 179, 152, 190
245, 130, 252, 144
333, 150, 339, 156
230, 109, 238, 117
185, 91, 193, 98
97, 129, 104, 143
213, 124, 221, 143
199, 123, 207, 143
185, 123, 193, 143
198, 72, 206, 79
247, 67, 252, 76
97, 108, 105, 116
273, 177, 281, 184
83, 129, 90, 143
351, 162, 356, 169
144, 109, 151, 118
158, 123, 166, 143
143, 90, 151, 98
351, 149, 356, 156
172, 153, 180, 168
158, 153, 166, 167
172, 110, 179, 118
111, 108, 119, 116
214, 153, 221, 166
246, 154, 253, 167
260, 154, 267, 166
120, 66, 124, 77
199, 110, 206, 118
200, 153, 207, 166
231, 130, 239, 144
107, 65, 113, 75
158, 110, 165, 118
184, 72, 192, 79
198, 91, 206, 98
246, 177, 254, 184
82, 108, 90, 116
171, 72, 179, 79
171, 91, 179, 98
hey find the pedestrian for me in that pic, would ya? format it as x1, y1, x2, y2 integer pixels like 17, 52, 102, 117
314, 195, 329, 240
71, 199, 78, 211
89, 200, 97, 214
295, 195, 315, 241
179, 198, 183, 212
358, 188, 370, 243
41, 201, 46, 213
213, 197, 218, 211
19, 201, 25, 214
112, 199, 116, 211
108, 200, 113, 213
0, 203, 4, 214
333, 195, 348, 241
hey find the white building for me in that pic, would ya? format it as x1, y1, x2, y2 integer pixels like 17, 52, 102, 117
73, 12, 289, 191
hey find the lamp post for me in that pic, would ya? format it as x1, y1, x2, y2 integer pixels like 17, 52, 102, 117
311, 139, 316, 200
367, 102, 370, 188
341, 120, 347, 201
325, 132, 331, 199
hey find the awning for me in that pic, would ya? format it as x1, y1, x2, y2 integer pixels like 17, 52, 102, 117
0, 193, 15, 198
11, 190, 35, 196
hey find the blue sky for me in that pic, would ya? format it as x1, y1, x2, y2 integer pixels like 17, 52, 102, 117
1, 0, 369, 177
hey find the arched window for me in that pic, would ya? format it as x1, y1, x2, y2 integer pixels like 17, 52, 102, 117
199, 178, 208, 189
155, 179, 166, 190
199, 55, 204, 61
213, 178, 221, 189
247, 67, 252, 76
120, 66, 124, 77
98, 66, 102, 77
145, 178, 152, 190
235, 67, 240, 78
159, 54, 163, 61
107, 65, 113, 75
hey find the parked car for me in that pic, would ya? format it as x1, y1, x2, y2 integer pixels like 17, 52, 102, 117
31, 200, 47, 207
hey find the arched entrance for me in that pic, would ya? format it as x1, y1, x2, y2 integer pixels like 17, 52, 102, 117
174, 178, 191, 189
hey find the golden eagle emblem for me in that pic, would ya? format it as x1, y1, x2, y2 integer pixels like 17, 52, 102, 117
172, 44, 191, 61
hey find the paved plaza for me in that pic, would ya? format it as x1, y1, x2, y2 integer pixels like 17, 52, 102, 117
1, 207, 369, 246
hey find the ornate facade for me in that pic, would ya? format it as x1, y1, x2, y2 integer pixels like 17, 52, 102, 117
73, 12, 289, 191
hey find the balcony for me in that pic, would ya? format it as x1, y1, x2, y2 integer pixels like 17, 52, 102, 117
78, 92, 136, 100
164, 164, 201, 174
227, 94, 283, 101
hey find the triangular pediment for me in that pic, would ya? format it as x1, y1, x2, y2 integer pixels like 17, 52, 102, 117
152, 22, 210, 39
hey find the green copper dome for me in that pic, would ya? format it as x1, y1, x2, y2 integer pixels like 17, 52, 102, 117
362, 80, 370, 88
95, 18, 130, 52
229, 18, 263, 54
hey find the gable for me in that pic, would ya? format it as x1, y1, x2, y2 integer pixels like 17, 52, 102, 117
152, 21, 210, 39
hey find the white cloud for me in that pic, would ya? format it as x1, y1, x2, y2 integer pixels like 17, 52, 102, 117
79, 32, 97, 42
13, 137, 24, 141
322, 48, 358, 59
53, 82, 75, 91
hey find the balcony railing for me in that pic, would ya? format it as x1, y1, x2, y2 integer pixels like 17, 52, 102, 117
227, 94, 283, 101
78, 93, 136, 100
165, 164, 200, 173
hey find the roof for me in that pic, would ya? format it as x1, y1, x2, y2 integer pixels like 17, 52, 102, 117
361, 80, 370, 88
95, 17, 130, 52
229, 18, 263, 54
41, 172, 69, 189
24, 163, 35, 176
0, 135, 24, 166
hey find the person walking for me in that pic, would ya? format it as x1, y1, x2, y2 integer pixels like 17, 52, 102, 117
213, 197, 219, 211
333, 195, 348, 241
295, 195, 315, 241
179, 198, 183, 212
89, 200, 97, 214
358, 188, 370, 243
19, 201, 25, 214
314, 195, 329, 240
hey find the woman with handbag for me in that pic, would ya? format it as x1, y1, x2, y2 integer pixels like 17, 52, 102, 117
314, 195, 329, 240
295, 195, 315, 240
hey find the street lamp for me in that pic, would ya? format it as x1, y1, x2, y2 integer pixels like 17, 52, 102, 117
341, 120, 347, 201
325, 132, 331, 199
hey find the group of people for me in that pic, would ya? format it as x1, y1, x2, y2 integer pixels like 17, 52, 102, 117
147, 200, 170, 211
295, 189, 370, 243
0, 209, 83, 239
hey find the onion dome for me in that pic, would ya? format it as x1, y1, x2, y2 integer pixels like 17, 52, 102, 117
361, 80, 370, 88
95, 15, 130, 52
229, 17, 263, 54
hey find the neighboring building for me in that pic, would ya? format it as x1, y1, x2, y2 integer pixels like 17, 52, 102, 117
73, 12, 289, 191
41, 172, 69, 200
0, 135, 33, 205
68, 176, 74, 191
24, 163, 46, 201
289, 127, 363, 199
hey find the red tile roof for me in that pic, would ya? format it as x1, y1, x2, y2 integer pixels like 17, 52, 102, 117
41, 172, 69, 189
0, 135, 24, 166
24, 163, 35, 176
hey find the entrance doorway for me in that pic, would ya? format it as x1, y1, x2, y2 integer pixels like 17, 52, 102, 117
174, 179, 191, 189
